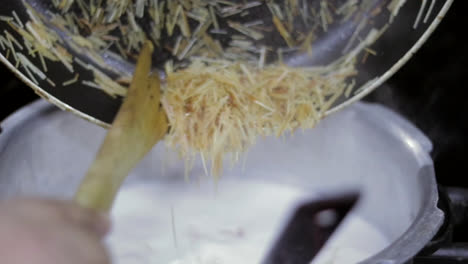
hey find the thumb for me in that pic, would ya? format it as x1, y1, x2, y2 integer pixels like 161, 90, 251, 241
61, 202, 112, 237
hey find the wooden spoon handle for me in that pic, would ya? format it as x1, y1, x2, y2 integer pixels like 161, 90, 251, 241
75, 41, 167, 211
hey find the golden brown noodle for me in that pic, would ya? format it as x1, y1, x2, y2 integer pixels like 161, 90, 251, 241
162, 60, 356, 176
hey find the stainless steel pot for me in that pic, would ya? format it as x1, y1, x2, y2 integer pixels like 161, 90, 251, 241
0, 99, 443, 264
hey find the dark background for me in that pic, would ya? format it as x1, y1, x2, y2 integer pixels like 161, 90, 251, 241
0, 0, 467, 188
365, 0, 468, 188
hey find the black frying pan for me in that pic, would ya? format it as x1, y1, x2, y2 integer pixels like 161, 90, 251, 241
0, 0, 454, 127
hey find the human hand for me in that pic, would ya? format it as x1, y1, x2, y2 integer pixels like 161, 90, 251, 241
0, 198, 111, 264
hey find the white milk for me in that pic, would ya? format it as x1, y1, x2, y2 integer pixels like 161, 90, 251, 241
107, 180, 389, 264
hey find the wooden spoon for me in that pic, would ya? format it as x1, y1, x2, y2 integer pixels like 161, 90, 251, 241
74, 41, 168, 211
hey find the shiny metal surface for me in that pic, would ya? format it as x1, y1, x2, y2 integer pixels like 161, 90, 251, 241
0, 0, 454, 127
0, 100, 443, 263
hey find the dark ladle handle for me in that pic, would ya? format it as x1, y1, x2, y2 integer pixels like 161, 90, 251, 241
262, 192, 359, 264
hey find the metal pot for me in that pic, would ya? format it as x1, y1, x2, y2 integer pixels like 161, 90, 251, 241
0, 100, 443, 264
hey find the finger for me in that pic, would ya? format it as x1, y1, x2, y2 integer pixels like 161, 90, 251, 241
46, 200, 112, 237
56, 228, 112, 264
64, 205, 111, 237
6, 198, 111, 237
